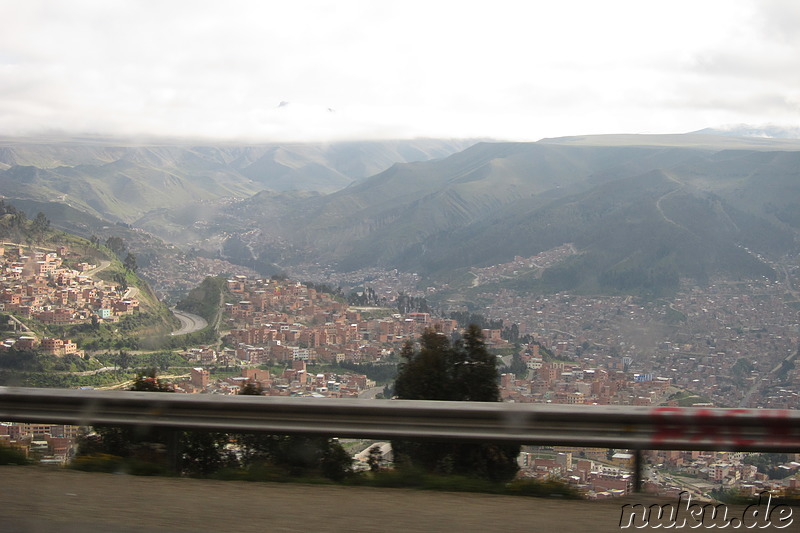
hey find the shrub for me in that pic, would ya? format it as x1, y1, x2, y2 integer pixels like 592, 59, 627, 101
0, 443, 29, 465
505, 478, 580, 499
69, 453, 125, 473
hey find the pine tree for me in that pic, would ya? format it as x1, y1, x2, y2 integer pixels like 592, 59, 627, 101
453, 324, 500, 402
394, 329, 452, 401
32, 212, 50, 238
392, 325, 519, 482
123, 252, 138, 272
105, 236, 126, 257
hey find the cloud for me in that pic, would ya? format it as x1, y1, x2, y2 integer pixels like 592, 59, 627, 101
1, 0, 799, 141
754, 0, 800, 45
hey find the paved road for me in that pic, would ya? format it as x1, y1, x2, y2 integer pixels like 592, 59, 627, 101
358, 386, 384, 399
81, 260, 111, 278
170, 308, 208, 336
62, 366, 117, 377
0, 466, 670, 533
6, 314, 32, 332
123, 286, 139, 299
2, 467, 790, 532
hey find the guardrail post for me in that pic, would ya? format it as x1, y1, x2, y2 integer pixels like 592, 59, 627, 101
166, 430, 181, 473
632, 448, 643, 493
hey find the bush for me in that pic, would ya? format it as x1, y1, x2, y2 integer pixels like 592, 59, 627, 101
70, 453, 126, 473
70, 453, 172, 476
352, 468, 580, 498
0, 443, 29, 465
211, 462, 301, 483
351, 466, 426, 489
505, 478, 580, 499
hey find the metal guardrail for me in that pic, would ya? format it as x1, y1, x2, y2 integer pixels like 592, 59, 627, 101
2, 386, 799, 453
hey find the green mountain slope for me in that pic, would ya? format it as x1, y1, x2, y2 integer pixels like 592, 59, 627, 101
3, 134, 799, 297
257, 142, 706, 265
230, 136, 799, 294
421, 170, 787, 295
0, 138, 478, 227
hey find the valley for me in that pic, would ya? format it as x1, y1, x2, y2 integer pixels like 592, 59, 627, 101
0, 132, 798, 410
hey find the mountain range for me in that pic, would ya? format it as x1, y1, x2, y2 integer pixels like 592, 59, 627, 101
0, 138, 478, 223
2, 132, 798, 297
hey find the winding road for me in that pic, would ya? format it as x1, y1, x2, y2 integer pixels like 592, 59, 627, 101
170, 308, 208, 336
81, 260, 111, 277
654, 176, 690, 233
84, 259, 207, 337
358, 386, 384, 399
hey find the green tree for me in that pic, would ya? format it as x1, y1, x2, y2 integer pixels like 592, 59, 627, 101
76, 370, 237, 475
115, 350, 132, 372
130, 369, 173, 392
129, 372, 235, 475
0, 441, 30, 465
77, 370, 176, 472
114, 272, 128, 292
394, 329, 452, 400
320, 439, 353, 481
32, 212, 50, 238
150, 352, 173, 372
505, 353, 528, 378
235, 383, 353, 481
180, 431, 235, 477
454, 324, 501, 402
392, 325, 520, 482
105, 236, 126, 257
123, 252, 138, 273
395, 325, 500, 402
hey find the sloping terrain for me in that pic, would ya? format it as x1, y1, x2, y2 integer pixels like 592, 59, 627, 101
3, 133, 799, 296
223, 135, 800, 291
0, 138, 478, 225
225, 135, 799, 294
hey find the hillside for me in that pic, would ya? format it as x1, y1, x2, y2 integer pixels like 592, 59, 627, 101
0, 205, 178, 352
430, 170, 786, 295
3, 133, 799, 297
0, 138, 478, 227
218, 136, 798, 294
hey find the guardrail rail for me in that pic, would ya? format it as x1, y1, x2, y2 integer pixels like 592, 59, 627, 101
2, 387, 799, 490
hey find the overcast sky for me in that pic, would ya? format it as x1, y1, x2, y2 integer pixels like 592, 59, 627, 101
1, 0, 799, 142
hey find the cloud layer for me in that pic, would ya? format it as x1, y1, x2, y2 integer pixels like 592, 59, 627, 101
1, 0, 798, 141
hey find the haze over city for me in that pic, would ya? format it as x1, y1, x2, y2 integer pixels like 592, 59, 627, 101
2, 0, 799, 142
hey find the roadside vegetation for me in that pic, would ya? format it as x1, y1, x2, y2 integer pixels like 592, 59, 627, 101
666, 390, 714, 407
302, 362, 398, 386
0, 442, 30, 465
0, 370, 134, 388
67, 330, 579, 499
176, 276, 229, 324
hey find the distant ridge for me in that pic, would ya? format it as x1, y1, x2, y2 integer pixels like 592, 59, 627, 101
3, 132, 799, 297
224, 134, 800, 295
0, 138, 479, 222
539, 132, 800, 150
692, 124, 800, 140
